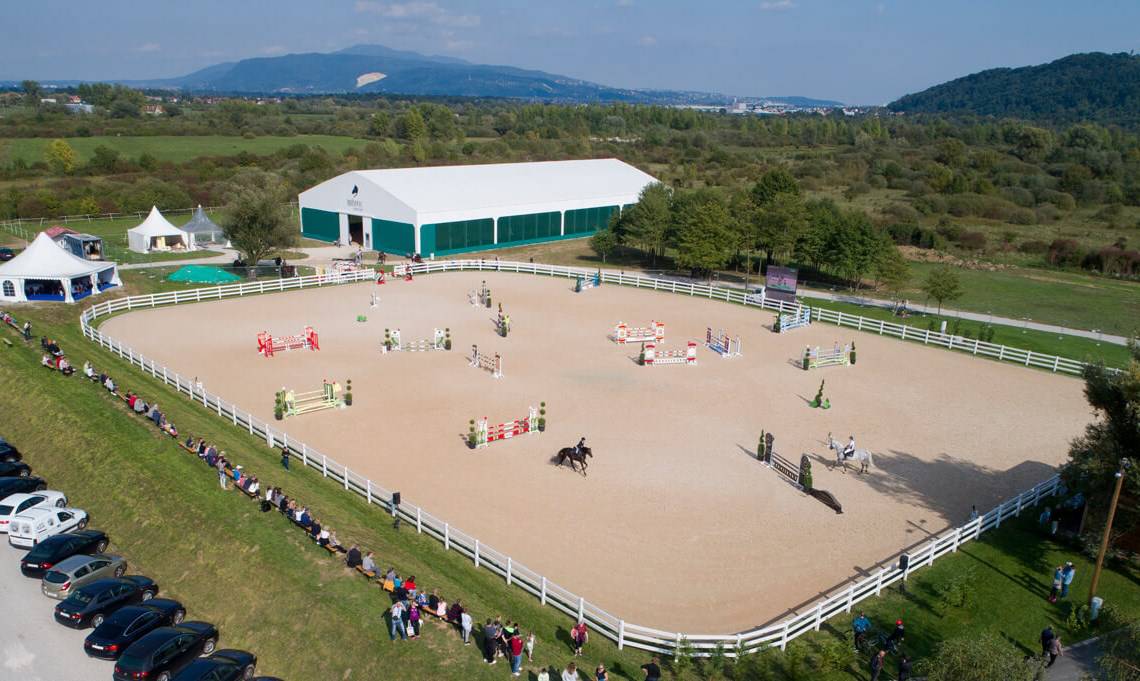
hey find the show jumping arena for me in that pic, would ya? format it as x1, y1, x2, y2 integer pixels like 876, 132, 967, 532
99, 269, 1092, 632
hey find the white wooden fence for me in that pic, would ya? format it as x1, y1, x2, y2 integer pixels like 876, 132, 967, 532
78, 261, 1068, 656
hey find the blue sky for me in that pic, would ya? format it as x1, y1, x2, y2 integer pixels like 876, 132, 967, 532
4, 0, 1137, 103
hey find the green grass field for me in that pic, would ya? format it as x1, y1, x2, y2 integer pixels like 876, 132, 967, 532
0, 134, 365, 164
1, 289, 1137, 680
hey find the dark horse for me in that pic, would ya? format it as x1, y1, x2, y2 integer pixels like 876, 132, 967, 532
556, 446, 593, 476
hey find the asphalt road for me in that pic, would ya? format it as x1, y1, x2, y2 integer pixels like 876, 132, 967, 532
0, 541, 111, 681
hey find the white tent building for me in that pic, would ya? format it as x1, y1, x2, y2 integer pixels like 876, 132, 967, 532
297, 159, 659, 256
128, 206, 194, 254
0, 232, 121, 303
181, 205, 227, 245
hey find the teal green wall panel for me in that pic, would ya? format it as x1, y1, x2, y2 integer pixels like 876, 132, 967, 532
372, 218, 415, 254
497, 211, 561, 245
564, 205, 618, 235
423, 218, 494, 254
301, 207, 340, 242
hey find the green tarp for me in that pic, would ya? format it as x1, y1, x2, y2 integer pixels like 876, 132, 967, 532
167, 265, 241, 284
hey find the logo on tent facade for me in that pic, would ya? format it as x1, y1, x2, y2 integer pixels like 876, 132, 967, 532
347, 184, 363, 210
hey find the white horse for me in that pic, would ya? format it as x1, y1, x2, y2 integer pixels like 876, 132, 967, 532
827, 432, 873, 474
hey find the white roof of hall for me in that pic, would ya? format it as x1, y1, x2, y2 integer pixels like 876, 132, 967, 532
345, 159, 656, 215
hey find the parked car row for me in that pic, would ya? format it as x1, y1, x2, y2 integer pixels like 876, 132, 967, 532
4, 435, 282, 681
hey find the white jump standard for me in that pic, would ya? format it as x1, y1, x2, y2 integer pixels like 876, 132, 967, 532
611, 321, 665, 345
383, 328, 446, 353
642, 341, 698, 366
473, 407, 539, 448
705, 328, 742, 358
803, 343, 854, 370
775, 307, 811, 333
470, 344, 503, 378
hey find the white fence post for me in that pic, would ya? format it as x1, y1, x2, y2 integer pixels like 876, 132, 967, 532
444, 523, 450, 551
343, 466, 349, 490
952, 527, 962, 552
366, 480, 372, 505
474, 540, 480, 568
301, 444, 308, 467
813, 603, 823, 631
540, 577, 547, 605
416, 508, 422, 533
617, 620, 625, 650
845, 585, 855, 613
577, 597, 585, 623
875, 569, 885, 596
506, 557, 512, 586
322, 455, 327, 477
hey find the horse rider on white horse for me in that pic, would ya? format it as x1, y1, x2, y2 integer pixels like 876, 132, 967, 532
842, 435, 856, 460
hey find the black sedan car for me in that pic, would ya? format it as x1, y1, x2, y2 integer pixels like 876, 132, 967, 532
0, 476, 47, 497
171, 649, 257, 681
0, 460, 31, 478
0, 437, 19, 462
84, 598, 187, 660
54, 575, 158, 628
20, 530, 109, 577
113, 622, 219, 681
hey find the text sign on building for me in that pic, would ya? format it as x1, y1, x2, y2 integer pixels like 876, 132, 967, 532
765, 266, 798, 304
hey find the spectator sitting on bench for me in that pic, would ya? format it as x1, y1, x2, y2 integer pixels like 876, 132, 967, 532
134, 396, 148, 415
428, 590, 446, 617
163, 422, 177, 438
346, 544, 363, 569
310, 518, 322, 541
317, 525, 330, 546
328, 529, 343, 552
297, 506, 311, 527
42, 353, 54, 368
446, 600, 464, 624
83, 361, 95, 380
404, 575, 417, 597
362, 551, 377, 575
232, 465, 244, 485
104, 375, 116, 393
59, 357, 74, 376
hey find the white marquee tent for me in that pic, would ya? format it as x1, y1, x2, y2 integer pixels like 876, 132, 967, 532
0, 232, 121, 303
180, 205, 226, 244
128, 206, 194, 254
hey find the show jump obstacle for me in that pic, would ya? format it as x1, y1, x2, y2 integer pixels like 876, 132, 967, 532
775, 307, 811, 333
257, 327, 319, 358
803, 343, 854, 370
705, 328, 742, 358
470, 344, 503, 378
384, 328, 446, 353
642, 341, 698, 366
392, 264, 414, 281
611, 321, 665, 345
473, 407, 539, 448
468, 282, 491, 308
276, 380, 342, 418
574, 272, 601, 293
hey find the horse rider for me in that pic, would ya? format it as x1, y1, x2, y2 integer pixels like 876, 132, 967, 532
574, 437, 587, 456
842, 435, 856, 460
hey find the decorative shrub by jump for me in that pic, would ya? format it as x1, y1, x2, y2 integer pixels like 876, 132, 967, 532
799, 455, 813, 490
344, 379, 352, 406
538, 401, 546, 432
444, 328, 452, 351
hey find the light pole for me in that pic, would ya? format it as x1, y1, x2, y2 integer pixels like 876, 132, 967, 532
1088, 457, 1132, 607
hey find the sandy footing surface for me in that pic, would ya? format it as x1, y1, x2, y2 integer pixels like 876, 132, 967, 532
101, 272, 1090, 631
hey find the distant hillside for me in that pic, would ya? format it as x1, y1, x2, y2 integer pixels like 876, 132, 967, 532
889, 52, 1140, 127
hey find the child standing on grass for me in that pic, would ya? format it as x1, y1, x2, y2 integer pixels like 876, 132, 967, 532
526, 630, 536, 661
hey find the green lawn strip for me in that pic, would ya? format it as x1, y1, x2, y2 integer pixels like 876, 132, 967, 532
0, 134, 365, 164
801, 297, 1133, 368
1, 318, 662, 680
889, 262, 1140, 338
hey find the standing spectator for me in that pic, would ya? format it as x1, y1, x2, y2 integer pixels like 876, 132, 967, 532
1047, 635, 1063, 667
852, 611, 871, 650
1049, 565, 1063, 603
509, 630, 525, 676
1061, 562, 1076, 598
640, 657, 661, 681
1038, 506, 1052, 529
886, 620, 904, 652
968, 505, 978, 521
389, 601, 407, 641
216, 459, 227, 490
407, 600, 420, 639
571, 621, 588, 657
562, 662, 580, 681
460, 609, 473, 645
526, 630, 536, 662
22, 321, 31, 341
898, 654, 912, 681
870, 650, 886, 681
280, 446, 290, 471
1040, 625, 1055, 655
483, 619, 499, 664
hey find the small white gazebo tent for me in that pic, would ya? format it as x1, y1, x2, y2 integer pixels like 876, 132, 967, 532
0, 232, 121, 303
128, 206, 194, 254
181, 205, 227, 245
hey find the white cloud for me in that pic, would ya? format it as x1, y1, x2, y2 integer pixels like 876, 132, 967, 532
355, 1, 479, 27
759, 0, 796, 9
637, 35, 657, 47
261, 45, 287, 55
136, 43, 161, 53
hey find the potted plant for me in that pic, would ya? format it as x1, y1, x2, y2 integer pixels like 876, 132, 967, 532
384, 328, 392, 353
485, 290, 492, 308
344, 379, 353, 406
467, 419, 477, 449
802, 347, 810, 370
537, 401, 546, 432
773, 314, 781, 333
444, 328, 452, 351
274, 390, 285, 420
809, 380, 826, 409
639, 342, 647, 366
757, 430, 766, 460
849, 341, 857, 365
799, 455, 813, 490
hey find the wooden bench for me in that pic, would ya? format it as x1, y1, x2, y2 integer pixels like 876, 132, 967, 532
355, 566, 377, 580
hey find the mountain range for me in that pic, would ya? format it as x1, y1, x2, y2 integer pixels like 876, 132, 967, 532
889, 52, 1140, 127
6, 44, 843, 107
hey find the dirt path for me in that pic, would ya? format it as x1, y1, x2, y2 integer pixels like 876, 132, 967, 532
101, 272, 1091, 632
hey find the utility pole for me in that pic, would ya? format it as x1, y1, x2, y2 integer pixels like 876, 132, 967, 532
1088, 458, 1131, 607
